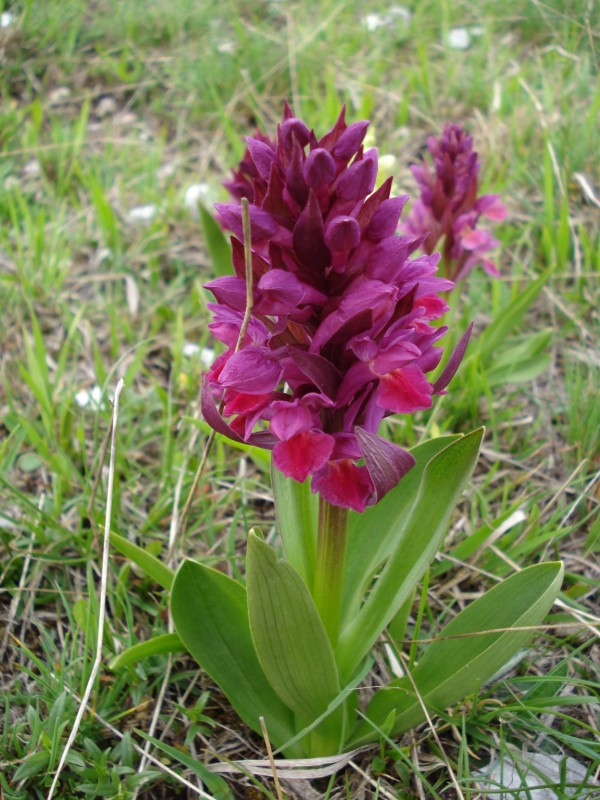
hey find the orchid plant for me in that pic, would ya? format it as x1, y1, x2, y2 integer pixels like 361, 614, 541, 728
110, 106, 562, 764
402, 123, 507, 282
401, 124, 552, 394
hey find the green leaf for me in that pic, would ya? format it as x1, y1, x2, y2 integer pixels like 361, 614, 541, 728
475, 271, 551, 364
110, 531, 173, 590
246, 531, 341, 723
12, 750, 50, 782
199, 203, 232, 277
486, 330, 552, 386
136, 730, 233, 800
109, 633, 185, 669
353, 561, 563, 745
171, 558, 295, 748
337, 429, 484, 682
271, 465, 319, 588
342, 435, 460, 624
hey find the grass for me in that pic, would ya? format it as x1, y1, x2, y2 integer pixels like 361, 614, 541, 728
1, 0, 599, 797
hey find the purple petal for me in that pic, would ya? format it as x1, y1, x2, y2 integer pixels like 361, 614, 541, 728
317, 105, 347, 150
367, 195, 409, 240
258, 269, 327, 309
367, 235, 422, 282
279, 117, 311, 153
337, 151, 378, 201
215, 203, 277, 241
288, 349, 342, 398
219, 347, 283, 394
273, 429, 334, 483
311, 460, 374, 513
355, 427, 415, 503
286, 138, 309, 207
201, 374, 276, 448
432, 323, 473, 394
303, 148, 336, 188
332, 120, 369, 160
292, 190, 331, 270
325, 216, 361, 252
207, 305, 269, 348
246, 137, 276, 181
205, 276, 247, 311
475, 194, 507, 221
376, 365, 433, 413
270, 400, 312, 440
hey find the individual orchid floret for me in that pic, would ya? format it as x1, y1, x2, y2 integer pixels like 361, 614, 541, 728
204, 104, 471, 512
403, 124, 507, 282
223, 129, 275, 202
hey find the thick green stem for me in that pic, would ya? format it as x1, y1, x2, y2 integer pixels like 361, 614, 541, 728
313, 499, 349, 647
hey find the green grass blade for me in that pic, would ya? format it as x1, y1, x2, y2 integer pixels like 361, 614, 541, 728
476, 271, 551, 363
109, 531, 174, 590
136, 730, 233, 799
199, 203, 233, 277
109, 633, 184, 669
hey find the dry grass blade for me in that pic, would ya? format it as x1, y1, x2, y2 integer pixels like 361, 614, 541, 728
260, 716, 285, 800
398, 652, 466, 800
46, 378, 125, 800
209, 750, 367, 780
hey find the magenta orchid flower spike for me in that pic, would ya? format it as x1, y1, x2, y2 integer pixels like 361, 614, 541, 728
203, 104, 471, 512
403, 124, 507, 282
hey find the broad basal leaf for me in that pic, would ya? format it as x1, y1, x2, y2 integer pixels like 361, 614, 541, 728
171, 559, 295, 748
351, 561, 563, 745
246, 531, 341, 722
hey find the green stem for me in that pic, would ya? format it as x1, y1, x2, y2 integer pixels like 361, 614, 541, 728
313, 499, 349, 647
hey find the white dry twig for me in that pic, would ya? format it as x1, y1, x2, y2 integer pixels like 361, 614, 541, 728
46, 378, 125, 800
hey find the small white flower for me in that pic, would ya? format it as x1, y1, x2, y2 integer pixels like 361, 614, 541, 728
127, 204, 157, 224
378, 154, 397, 173
182, 342, 200, 357
184, 183, 211, 215
199, 347, 215, 367
1, 11, 14, 28
75, 385, 105, 410
447, 27, 471, 50
364, 13, 384, 32
183, 343, 215, 367
23, 160, 41, 177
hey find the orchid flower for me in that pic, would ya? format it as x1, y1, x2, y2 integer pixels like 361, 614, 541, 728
403, 124, 507, 281
204, 104, 471, 513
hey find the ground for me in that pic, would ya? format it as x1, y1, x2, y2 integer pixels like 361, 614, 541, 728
0, 1, 598, 798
